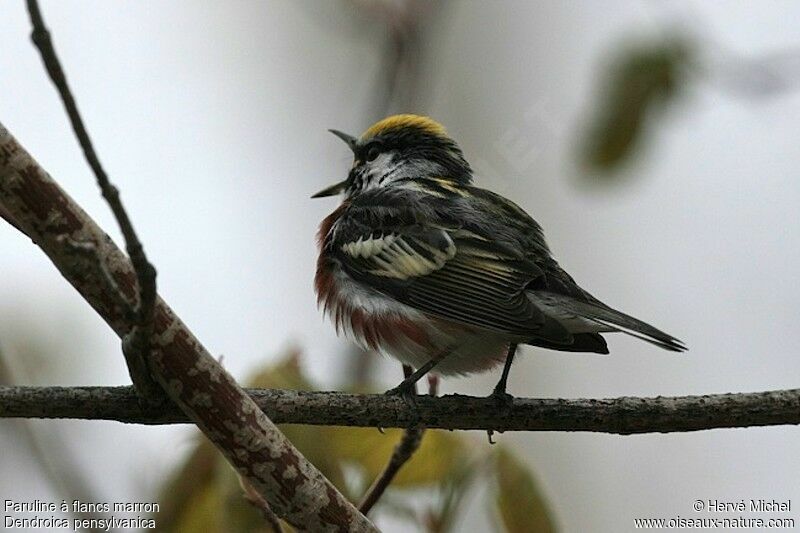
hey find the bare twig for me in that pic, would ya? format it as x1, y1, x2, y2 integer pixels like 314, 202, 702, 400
358, 365, 426, 515
359, 426, 424, 514
0, 385, 797, 435
0, 122, 375, 531
56, 235, 135, 321
25, 0, 161, 404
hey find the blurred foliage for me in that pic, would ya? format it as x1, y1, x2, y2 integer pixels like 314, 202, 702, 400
493, 448, 556, 533
581, 37, 692, 174
155, 352, 556, 532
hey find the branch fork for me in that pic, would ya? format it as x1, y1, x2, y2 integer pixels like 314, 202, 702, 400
7, 5, 378, 527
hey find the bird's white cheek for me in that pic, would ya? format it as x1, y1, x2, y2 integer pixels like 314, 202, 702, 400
361, 154, 398, 190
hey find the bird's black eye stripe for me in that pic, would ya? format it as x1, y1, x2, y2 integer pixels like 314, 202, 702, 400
364, 142, 382, 162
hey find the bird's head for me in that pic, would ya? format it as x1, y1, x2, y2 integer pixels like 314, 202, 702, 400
312, 114, 472, 199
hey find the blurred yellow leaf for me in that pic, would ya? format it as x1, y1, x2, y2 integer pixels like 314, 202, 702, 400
169, 482, 222, 533
393, 430, 466, 487
246, 348, 310, 390
493, 448, 556, 533
328, 427, 467, 489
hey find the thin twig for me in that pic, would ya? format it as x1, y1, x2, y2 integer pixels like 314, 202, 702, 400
359, 365, 427, 515
1, 385, 798, 434
56, 235, 136, 322
359, 426, 424, 514
25, 0, 161, 404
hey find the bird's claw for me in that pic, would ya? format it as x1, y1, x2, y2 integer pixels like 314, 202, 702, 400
486, 390, 513, 444
385, 382, 420, 424
489, 388, 515, 416
385, 383, 417, 406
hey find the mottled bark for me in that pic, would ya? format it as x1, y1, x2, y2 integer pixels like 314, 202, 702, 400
1, 385, 798, 435
0, 123, 375, 532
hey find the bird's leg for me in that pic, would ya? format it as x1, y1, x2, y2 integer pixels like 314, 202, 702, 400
490, 343, 518, 408
427, 374, 439, 396
386, 350, 449, 425
486, 343, 518, 442
385, 358, 440, 407
376, 365, 416, 432
399, 364, 417, 399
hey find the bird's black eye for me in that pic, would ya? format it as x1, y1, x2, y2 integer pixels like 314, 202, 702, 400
365, 143, 381, 162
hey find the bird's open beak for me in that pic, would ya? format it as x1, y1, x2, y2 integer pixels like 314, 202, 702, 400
311, 129, 358, 198
328, 129, 358, 153
311, 179, 348, 198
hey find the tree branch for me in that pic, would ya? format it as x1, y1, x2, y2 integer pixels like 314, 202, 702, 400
0, 123, 375, 531
0, 385, 797, 435
26, 0, 161, 404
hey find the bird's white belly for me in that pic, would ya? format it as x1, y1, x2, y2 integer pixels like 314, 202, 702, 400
329, 268, 508, 376
385, 325, 509, 376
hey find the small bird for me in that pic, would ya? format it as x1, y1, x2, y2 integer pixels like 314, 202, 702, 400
313, 114, 685, 400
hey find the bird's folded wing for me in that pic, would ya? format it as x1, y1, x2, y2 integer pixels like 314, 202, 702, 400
334, 225, 569, 339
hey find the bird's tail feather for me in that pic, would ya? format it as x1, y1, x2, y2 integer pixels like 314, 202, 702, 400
529, 290, 687, 352
573, 301, 686, 352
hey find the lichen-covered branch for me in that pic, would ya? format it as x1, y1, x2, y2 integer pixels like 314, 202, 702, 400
0, 385, 797, 435
0, 123, 375, 532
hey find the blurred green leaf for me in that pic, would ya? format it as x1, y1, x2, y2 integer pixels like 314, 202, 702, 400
157, 441, 219, 531
581, 38, 692, 173
493, 448, 556, 533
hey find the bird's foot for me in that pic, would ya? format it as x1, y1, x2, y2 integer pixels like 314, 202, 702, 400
488, 387, 515, 416
486, 388, 513, 444
385, 382, 420, 424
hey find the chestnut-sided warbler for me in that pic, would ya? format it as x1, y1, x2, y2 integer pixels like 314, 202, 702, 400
313, 114, 684, 400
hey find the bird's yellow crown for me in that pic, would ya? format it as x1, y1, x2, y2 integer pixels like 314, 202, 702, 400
361, 114, 448, 141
